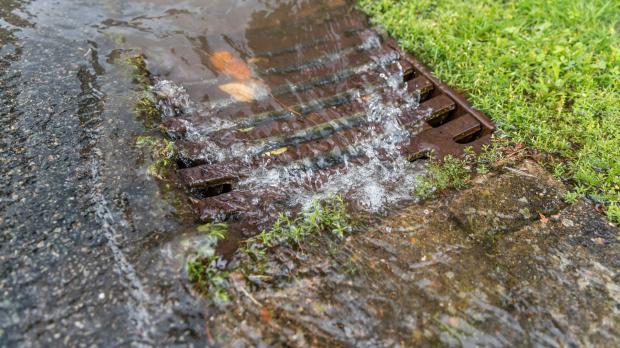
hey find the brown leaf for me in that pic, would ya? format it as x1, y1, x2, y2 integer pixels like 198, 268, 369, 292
247, 57, 269, 65
210, 51, 251, 81
260, 307, 272, 323
539, 213, 549, 224
219, 82, 256, 102
219, 80, 269, 102
263, 146, 288, 156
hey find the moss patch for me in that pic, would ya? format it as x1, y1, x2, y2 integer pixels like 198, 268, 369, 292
126, 54, 151, 89
133, 94, 160, 129
126, 54, 161, 128
135, 135, 176, 179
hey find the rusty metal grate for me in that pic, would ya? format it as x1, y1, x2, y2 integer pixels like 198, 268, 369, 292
149, 3, 494, 232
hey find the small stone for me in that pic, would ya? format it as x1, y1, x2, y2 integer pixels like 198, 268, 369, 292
519, 207, 531, 219
98, 292, 105, 300
445, 271, 455, 280
561, 218, 575, 227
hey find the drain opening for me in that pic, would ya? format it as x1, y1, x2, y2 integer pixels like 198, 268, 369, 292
191, 183, 234, 199
454, 127, 483, 144
147, 5, 496, 229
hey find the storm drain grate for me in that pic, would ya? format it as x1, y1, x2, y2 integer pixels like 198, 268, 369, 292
146, 1, 494, 233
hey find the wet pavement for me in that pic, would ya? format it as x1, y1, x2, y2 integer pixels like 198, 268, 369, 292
208, 160, 620, 347
1, 0, 619, 347
1, 0, 205, 345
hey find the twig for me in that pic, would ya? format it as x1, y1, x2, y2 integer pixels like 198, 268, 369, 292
504, 167, 536, 178
238, 285, 262, 307
495, 148, 526, 166
270, 92, 301, 116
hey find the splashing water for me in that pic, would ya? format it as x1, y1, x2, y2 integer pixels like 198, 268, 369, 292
148, 49, 430, 216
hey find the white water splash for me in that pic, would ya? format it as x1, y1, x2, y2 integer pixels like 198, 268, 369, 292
234, 59, 428, 213
151, 48, 430, 214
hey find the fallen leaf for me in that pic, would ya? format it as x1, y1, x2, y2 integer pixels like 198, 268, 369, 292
264, 146, 288, 156
219, 82, 255, 102
219, 80, 269, 102
539, 213, 549, 224
210, 51, 252, 81
248, 57, 269, 65
260, 307, 272, 323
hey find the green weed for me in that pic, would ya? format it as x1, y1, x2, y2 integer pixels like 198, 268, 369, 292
563, 191, 581, 204
187, 195, 352, 302
135, 135, 176, 179
243, 194, 350, 259
186, 224, 230, 303
414, 155, 471, 200
134, 95, 160, 128
197, 223, 229, 240
187, 255, 230, 303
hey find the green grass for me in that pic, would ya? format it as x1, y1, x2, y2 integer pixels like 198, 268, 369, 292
414, 145, 504, 199
359, 0, 620, 223
187, 223, 231, 303
187, 255, 231, 303
414, 155, 471, 199
242, 194, 350, 260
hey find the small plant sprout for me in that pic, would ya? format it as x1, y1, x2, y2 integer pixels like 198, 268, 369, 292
135, 136, 176, 179
197, 223, 229, 240
414, 155, 471, 200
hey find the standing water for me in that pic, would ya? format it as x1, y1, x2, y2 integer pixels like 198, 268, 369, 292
1, 0, 619, 347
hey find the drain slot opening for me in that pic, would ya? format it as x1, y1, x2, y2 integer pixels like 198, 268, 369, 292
154, 7, 495, 226
190, 182, 234, 199
454, 128, 483, 144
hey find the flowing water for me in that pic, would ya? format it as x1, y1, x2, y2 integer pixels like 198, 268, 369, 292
1, 0, 619, 346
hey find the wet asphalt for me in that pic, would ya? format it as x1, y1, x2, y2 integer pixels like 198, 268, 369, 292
1, 1, 205, 346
